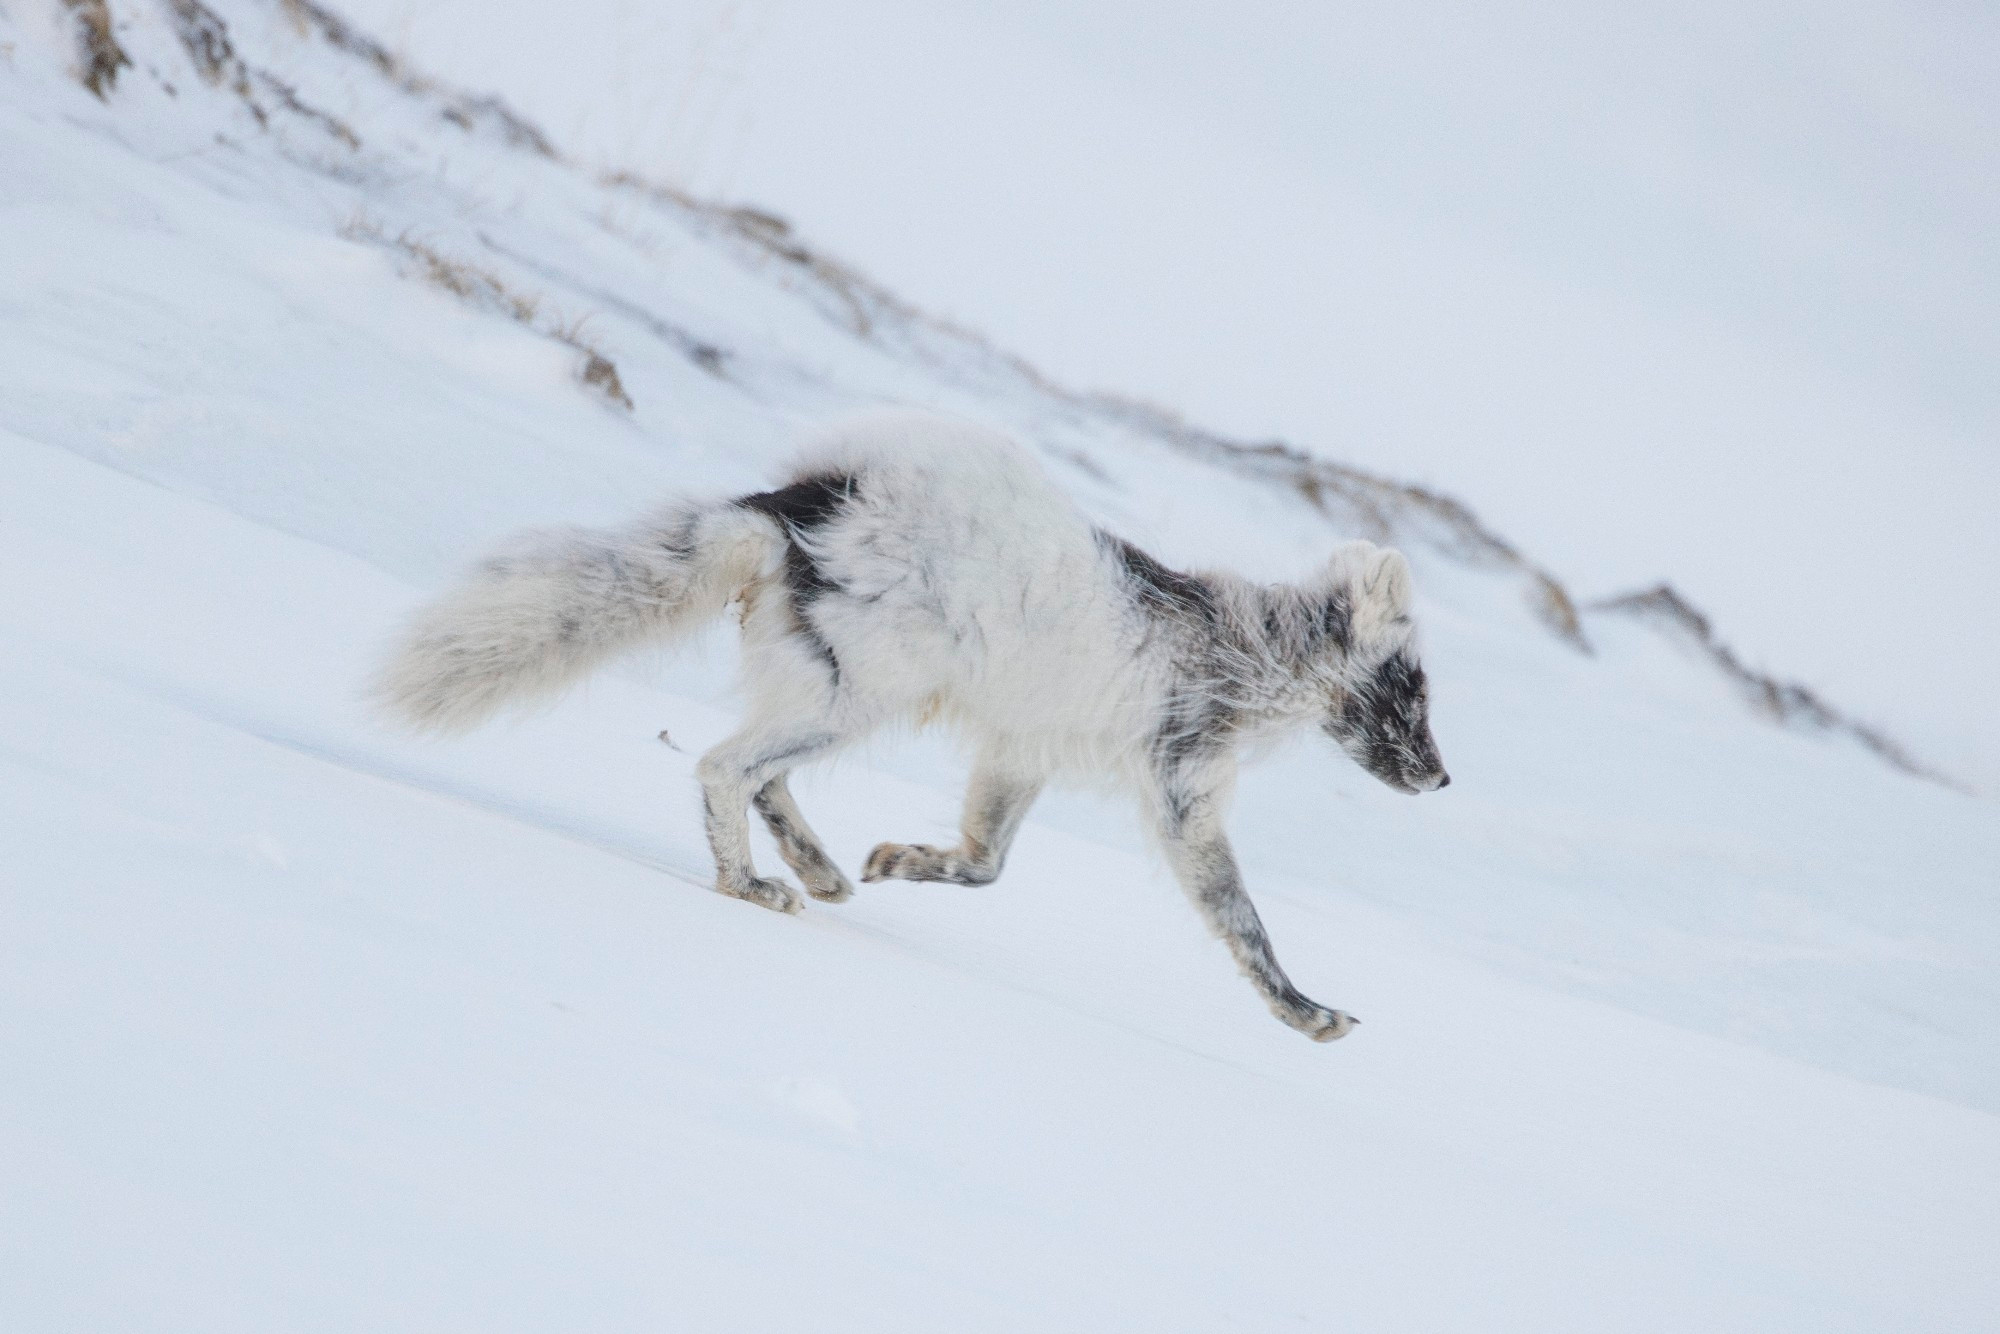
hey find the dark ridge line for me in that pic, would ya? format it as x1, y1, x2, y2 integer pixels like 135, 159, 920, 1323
1587, 585, 1958, 788
275, 0, 559, 157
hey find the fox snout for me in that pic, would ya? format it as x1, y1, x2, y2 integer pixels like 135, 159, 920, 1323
1382, 765, 1449, 795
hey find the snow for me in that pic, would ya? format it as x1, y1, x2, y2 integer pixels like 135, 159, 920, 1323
2, 3, 1997, 1328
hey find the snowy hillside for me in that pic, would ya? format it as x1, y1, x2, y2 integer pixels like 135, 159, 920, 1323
321, 0, 2000, 797
3, 4, 1997, 1329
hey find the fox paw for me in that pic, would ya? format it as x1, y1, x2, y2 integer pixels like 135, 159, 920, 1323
862, 842, 936, 883
722, 875, 803, 915
1288, 1005, 1359, 1042
802, 869, 854, 903
863, 843, 996, 885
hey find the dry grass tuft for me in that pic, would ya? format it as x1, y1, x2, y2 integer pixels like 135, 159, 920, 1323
62, 0, 130, 100
601, 173, 900, 339
281, 0, 557, 157
167, 0, 362, 148
168, 0, 247, 93
256, 72, 361, 148
577, 352, 633, 410
343, 215, 631, 411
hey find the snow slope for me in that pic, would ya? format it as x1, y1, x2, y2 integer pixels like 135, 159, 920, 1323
3, 4, 1997, 1329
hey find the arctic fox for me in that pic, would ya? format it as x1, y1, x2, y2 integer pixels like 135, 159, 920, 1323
376, 412, 1448, 1041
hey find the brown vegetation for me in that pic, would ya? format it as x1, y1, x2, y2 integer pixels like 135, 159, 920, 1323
280, 0, 557, 157
166, 0, 360, 147
62, 0, 129, 99
342, 216, 632, 411
483, 230, 731, 380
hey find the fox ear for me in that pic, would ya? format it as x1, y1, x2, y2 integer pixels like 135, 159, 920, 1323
1313, 541, 1412, 636
1321, 539, 1379, 586
1365, 548, 1413, 617
1345, 545, 1412, 635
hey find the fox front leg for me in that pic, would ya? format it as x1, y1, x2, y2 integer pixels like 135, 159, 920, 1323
864, 764, 1042, 886
1152, 774, 1356, 1041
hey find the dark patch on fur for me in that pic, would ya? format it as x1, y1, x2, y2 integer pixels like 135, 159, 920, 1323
749, 733, 836, 776
738, 474, 857, 683
1096, 530, 1218, 623
750, 785, 800, 842
1156, 693, 1237, 779
656, 511, 698, 561
1314, 591, 1353, 655
1261, 587, 1352, 662
779, 541, 838, 607
752, 779, 837, 878
970, 792, 1013, 860
1363, 654, 1427, 722
872, 844, 1001, 886
1151, 699, 1238, 834
1334, 652, 1437, 785
1101, 528, 1243, 814
700, 788, 723, 851
738, 473, 856, 533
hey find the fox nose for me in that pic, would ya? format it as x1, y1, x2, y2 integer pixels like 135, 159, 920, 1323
1435, 773, 1451, 789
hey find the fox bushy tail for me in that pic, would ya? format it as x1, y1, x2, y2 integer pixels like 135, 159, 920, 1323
374, 500, 776, 734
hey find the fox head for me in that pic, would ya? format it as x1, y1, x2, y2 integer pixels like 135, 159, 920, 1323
1312, 542, 1449, 795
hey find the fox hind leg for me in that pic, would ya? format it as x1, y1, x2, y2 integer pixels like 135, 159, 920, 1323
753, 774, 853, 903
697, 721, 848, 914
